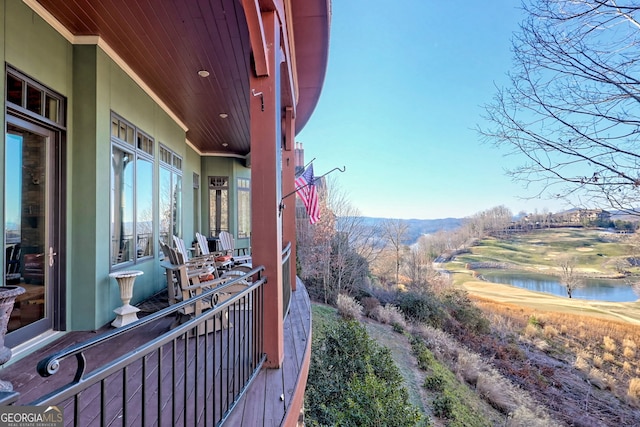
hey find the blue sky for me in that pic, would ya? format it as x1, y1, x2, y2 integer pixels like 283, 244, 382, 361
297, 1, 571, 220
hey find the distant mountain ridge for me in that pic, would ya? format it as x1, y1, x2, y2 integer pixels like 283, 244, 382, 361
356, 217, 464, 245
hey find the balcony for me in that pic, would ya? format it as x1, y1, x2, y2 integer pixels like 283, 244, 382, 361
0, 266, 311, 426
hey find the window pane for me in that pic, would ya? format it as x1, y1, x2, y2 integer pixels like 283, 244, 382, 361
159, 146, 170, 165
5, 134, 23, 243
45, 95, 59, 122
237, 178, 251, 239
173, 175, 182, 238
111, 117, 119, 137
138, 133, 153, 155
209, 187, 228, 236
126, 125, 135, 145
159, 168, 172, 247
237, 186, 251, 239
111, 147, 135, 265
6, 74, 22, 106
136, 158, 153, 258
26, 85, 42, 115
119, 122, 127, 141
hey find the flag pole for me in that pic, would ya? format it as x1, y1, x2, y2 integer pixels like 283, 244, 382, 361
282, 165, 346, 201
279, 165, 346, 215
295, 157, 316, 179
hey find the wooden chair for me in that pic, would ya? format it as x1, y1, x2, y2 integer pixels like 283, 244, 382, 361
172, 235, 220, 275
218, 231, 252, 265
195, 232, 233, 271
195, 232, 211, 256
159, 241, 248, 333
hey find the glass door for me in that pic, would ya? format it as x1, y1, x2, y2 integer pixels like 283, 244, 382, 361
4, 119, 60, 344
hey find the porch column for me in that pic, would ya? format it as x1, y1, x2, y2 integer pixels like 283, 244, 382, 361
282, 107, 298, 291
250, 10, 284, 368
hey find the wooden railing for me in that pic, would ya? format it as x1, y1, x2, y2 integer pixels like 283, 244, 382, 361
0, 268, 266, 426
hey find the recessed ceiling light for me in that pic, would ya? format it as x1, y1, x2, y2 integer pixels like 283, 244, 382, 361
219, 113, 228, 119
198, 70, 210, 77
222, 143, 228, 147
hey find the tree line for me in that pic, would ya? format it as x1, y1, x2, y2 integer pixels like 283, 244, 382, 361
296, 182, 515, 303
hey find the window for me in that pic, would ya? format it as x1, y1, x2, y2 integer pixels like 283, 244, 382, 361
209, 176, 228, 237
237, 178, 251, 239
159, 145, 182, 246
111, 113, 154, 267
6, 68, 64, 126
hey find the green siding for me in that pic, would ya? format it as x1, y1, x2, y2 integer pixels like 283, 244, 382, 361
5, 0, 71, 95
71, 45, 99, 328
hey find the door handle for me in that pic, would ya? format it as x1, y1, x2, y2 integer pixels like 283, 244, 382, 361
48, 246, 57, 267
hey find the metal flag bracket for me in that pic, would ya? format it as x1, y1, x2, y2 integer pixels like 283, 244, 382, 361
279, 165, 346, 215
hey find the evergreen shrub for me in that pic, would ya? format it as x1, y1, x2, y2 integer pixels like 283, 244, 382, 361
305, 319, 422, 426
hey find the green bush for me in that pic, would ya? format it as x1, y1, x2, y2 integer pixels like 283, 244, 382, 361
440, 288, 490, 334
411, 336, 490, 427
306, 318, 422, 426
432, 391, 455, 418
396, 291, 445, 327
333, 369, 421, 427
423, 373, 445, 392
410, 336, 436, 370
392, 322, 405, 333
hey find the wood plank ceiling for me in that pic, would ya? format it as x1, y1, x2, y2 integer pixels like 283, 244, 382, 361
32, 0, 330, 157
35, 0, 253, 156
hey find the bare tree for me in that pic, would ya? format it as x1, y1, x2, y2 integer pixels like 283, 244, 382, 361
297, 188, 334, 303
297, 178, 378, 303
381, 219, 409, 286
326, 181, 380, 298
480, 1, 640, 214
403, 246, 428, 289
557, 255, 582, 298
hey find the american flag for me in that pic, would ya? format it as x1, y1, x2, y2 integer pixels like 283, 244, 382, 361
295, 164, 320, 224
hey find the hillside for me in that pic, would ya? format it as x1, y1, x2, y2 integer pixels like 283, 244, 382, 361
313, 228, 640, 426
353, 216, 464, 245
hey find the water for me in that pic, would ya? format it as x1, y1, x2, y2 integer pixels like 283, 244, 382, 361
479, 270, 638, 302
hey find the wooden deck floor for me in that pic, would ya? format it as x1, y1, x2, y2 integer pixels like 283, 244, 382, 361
0, 279, 312, 427
223, 279, 311, 427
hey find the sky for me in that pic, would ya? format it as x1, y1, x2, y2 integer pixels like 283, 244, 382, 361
296, 1, 571, 220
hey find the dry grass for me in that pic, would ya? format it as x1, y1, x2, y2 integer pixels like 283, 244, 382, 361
476, 371, 517, 413
629, 378, 640, 399
336, 294, 362, 320
574, 355, 590, 371
524, 323, 539, 338
588, 368, 614, 390
604, 336, 617, 353
408, 323, 557, 425
471, 294, 640, 418
624, 346, 636, 359
623, 337, 637, 350
472, 297, 640, 352
543, 325, 558, 338
369, 304, 406, 328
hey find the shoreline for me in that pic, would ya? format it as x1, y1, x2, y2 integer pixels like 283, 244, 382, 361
462, 279, 640, 325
